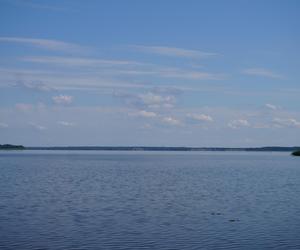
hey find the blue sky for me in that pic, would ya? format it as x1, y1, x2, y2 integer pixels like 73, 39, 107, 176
0, 0, 299, 146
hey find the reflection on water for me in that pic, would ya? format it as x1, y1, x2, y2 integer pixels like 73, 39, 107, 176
0, 151, 300, 249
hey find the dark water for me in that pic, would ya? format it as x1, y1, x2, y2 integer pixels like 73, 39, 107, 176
0, 151, 300, 250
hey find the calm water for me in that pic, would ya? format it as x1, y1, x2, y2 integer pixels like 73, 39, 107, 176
0, 151, 300, 250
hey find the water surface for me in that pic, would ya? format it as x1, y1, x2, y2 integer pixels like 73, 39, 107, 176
0, 151, 299, 249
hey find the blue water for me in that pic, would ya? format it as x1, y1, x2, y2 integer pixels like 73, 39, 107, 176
0, 151, 300, 250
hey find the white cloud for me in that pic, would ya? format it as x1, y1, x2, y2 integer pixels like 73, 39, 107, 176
132, 45, 218, 58
161, 116, 181, 126
117, 91, 178, 110
273, 118, 300, 128
52, 95, 73, 105
228, 119, 250, 129
0, 122, 8, 128
242, 68, 283, 79
186, 113, 213, 122
139, 92, 176, 109
57, 121, 75, 127
0, 37, 87, 53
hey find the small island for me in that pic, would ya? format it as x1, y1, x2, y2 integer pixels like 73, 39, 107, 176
0, 144, 25, 150
292, 150, 300, 156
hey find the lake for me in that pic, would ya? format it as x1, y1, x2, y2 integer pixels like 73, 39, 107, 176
0, 151, 299, 249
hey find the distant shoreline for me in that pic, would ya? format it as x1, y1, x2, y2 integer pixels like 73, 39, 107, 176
0, 144, 25, 150
1, 144, 300, 152
1, 145, 299, 152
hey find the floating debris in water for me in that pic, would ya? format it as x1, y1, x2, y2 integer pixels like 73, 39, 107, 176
229, 219, 240, 222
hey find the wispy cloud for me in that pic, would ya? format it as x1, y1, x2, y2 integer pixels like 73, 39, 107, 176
132, 67, 222, 80
117, 91, 178, 110
139, 92, 176, 109
161, 116, 182, 126
14, 79, 54, 91
265, 103, 279, 111
132, 45, 218, 58
23, 56, 141, 67
242, 68, 283, 79
57, 121, 76, 127
52, 95, 73, 105
22, 56, 222, 80
186, 113, 213, 122
228, 119, 250, 129
0, 67, 148, 91
131, 110, 158, 118
0, 37, 88, 53
29, 122, 47, 131
0, 66, 228, 95
273, 118, 300, 128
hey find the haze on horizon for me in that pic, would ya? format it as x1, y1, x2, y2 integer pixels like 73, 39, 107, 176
0, 0, 299, 147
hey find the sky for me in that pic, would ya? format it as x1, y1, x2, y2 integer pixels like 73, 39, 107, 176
0, 0, 299, 147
